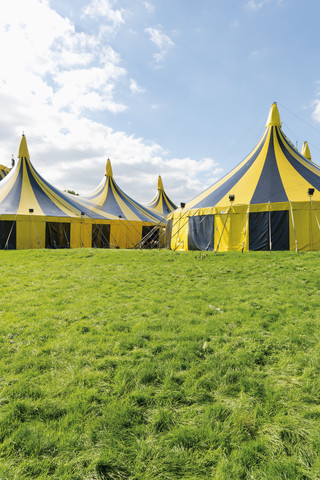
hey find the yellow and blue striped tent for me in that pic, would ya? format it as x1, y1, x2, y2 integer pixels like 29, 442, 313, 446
0, 164, 10, 180
146, 175, 177, 217
77, 158, 164, 248
0, 135, 162, 249
168, 103, 320, 252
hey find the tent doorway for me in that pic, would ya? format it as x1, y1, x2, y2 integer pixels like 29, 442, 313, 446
0, 221, 16, 249
45, 222, 70, 248
92, 224, 110, 248
249, 210, 289, 251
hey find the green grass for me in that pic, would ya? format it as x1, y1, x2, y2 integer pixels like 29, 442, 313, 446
0, 249, 320, 479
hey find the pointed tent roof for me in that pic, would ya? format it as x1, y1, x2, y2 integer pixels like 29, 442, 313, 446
0, 164, 10, 180
79, 159, 162, 223
146, 175, 177, 216
187, 103, 320, 209
0, 135, 115, 219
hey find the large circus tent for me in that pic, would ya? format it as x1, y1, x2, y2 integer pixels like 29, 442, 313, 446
167, 103, 320, 252
0, 135, 162, 250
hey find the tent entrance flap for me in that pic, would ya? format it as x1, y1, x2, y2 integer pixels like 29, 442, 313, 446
249, 210, 289, 251
92, 224, 110, 248
0, 221, 16, 249
188, 214, 214, 251
45, 222, 70, 249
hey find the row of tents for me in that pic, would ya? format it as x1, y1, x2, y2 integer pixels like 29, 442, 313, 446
1, 103, 320, 251
0, 135, 176, 250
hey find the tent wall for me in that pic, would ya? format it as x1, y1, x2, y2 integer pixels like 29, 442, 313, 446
168, 201, 320, 252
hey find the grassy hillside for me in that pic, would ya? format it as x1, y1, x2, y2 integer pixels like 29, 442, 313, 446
0, 249, 320, 479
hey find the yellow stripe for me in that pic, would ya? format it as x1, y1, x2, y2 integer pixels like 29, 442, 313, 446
17, 160, 44, 215
215, 127, 272, 207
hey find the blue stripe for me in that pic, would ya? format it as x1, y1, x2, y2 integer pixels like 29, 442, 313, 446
193, 130, 268, 208
276, 129, 320, 191
251, 128, 288, 204
0, 162, 23, 214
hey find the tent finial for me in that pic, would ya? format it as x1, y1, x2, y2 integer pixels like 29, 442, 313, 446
266, 102, 281, 128
157, 175, 164, 191
18, 134, 30, 159
302, 141, 312, 161
105, 158, 113, 177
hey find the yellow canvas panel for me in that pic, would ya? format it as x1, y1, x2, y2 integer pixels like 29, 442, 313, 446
127, 221, 144, 248
170, 211, 189, 250
16, 217, 45, 249
289, 203, 320, 251
81, 221, 93, 248
70, 219, 83, 248
214, 210, 247, 252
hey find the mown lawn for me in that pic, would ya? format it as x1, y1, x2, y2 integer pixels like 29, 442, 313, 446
0, 249, 320, 479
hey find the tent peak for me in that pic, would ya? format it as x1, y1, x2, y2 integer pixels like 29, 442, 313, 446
265, 102, 281, 128
301, 141, 312, 161
157, 175, 164, 191
105, 158, 113, 177
18, 134, 30, 159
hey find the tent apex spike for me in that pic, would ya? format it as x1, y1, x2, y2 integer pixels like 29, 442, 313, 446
157, 175, 164, 191
18, 133, 30, 159
105, 158, 113, 177
265, 102, 281, 128
302, 141, 312, 161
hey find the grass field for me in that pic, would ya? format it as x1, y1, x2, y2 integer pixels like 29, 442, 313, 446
0, 249, 320, 479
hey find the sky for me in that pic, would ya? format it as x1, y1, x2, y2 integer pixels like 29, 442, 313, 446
1, 0, 320, 205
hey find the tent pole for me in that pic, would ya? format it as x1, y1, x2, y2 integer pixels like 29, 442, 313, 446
215, 206, 231, 253
268, 202, 272, 252
310, 199, 320, 247
289, 201, 298, 253
242, 205, 250, 253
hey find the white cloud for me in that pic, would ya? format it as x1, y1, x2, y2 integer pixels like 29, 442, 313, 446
129, 79, 145, 94
0, 0, 221, 205
144, 2, 155, 14
246, 0, 283, 10
312, 98, 320, 124
145, 26, 174, 63
82, 0, 124, 32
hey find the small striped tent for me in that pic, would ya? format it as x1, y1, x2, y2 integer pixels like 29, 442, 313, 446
146, 175, 177, 217
77, 159, 164, 248
0, 164, 10, 180
168, 103, 320, 252
0, 136, 162, 249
